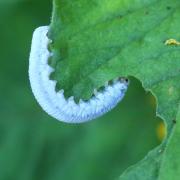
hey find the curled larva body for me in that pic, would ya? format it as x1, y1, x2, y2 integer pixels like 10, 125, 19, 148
29, 26, 128, 123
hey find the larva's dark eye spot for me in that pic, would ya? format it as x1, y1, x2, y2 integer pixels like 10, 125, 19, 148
108, 79, 114, 85
98, 86, 105, 92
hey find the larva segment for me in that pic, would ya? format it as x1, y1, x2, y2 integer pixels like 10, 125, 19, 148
29, 26, 128, 123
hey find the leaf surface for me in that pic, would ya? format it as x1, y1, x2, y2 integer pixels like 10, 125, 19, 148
49, 0, 180, 179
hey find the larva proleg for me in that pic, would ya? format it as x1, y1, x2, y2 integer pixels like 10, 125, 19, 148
29, 26, 128, 123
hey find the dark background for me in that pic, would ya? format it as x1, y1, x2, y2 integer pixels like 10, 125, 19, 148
0, 0, 163, 179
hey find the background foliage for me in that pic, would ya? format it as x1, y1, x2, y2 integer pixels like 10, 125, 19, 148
0, 0, 164, 180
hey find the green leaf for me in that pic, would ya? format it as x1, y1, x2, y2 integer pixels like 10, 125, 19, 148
119, 145, 163, 180
119, 105, 180, 180
49, 0, 180, 179
158, 105, 180, 180
49, 0, 180, 129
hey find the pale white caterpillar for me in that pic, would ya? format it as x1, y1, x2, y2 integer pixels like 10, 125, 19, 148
29, 26, 128, 123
